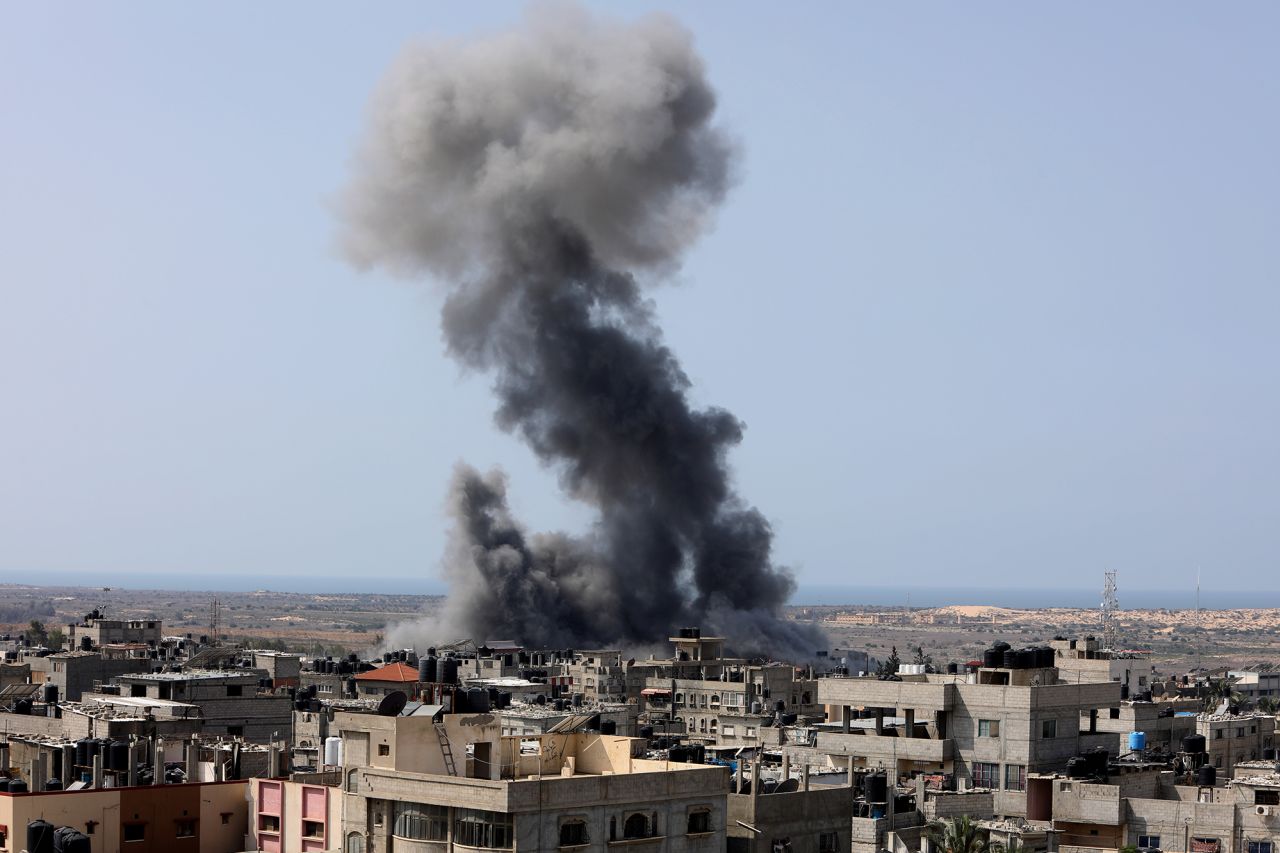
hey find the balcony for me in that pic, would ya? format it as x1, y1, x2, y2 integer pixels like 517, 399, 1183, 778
814, 729, 952, 764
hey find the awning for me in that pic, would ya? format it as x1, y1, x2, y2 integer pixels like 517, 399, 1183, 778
641, 688, 671, 696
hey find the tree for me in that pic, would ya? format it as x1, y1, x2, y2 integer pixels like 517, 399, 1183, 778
1201, 678, 1242, 711
25, 619, 48, 646
1254, 696, 1278, 715
928, 816, 990, 853
913, 645, 935, 673
876, 646, 901, 678
47, 627, 66, 650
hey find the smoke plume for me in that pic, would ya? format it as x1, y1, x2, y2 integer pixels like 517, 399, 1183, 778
340, 4, 823, 657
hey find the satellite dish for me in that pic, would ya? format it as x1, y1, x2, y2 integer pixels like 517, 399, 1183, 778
774, 778, 800, 793
378, 691, 409, 717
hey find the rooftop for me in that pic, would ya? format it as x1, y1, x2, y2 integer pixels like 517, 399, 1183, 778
354, 662, 419, 683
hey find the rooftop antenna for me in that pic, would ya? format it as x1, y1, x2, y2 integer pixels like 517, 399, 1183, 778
1101, 569, 1118, 653
1196, 567, 1202, 673
209, 598, 221, 648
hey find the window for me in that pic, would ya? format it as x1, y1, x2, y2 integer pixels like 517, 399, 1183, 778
394, 803, 448, 841
378, 744, 391, 757
1041, 719, 1057, 739
1192, 838, 1220, 853
347, 832, 366, 853
1215, 730, 1224, 740
1138, 836, 1161, 849
745, 727, 756, 737
1004, 764, 1026, 792
259, 815, 280, 834
675, 693, 685, 707
227, 726, 243, 737
723, 725, 736, 736
561, 819, 589, 847
623, 812, 657, 840
978, 719, 1000, 737
0, 827, 6, 849
688, 810, 712, 834
1109, 707, 1120, 719
972, 762, 999, 789
227, 685, 243, 697
455, 808, 514, 849
124, 823, 147, 842
1237, 728, 1246, 739
820, 832, 839, 853
1256, 791, 1280, 806
1247, 842, 1273, 853
176, 819, 197, 838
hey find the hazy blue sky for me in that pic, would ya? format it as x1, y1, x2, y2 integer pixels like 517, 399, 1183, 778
2, 3, 1277, 596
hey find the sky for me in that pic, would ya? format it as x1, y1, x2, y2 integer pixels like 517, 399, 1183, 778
1, 3, 1277, 597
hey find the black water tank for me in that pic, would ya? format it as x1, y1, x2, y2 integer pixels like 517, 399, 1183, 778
55, 827, 92, 853
423, 656, 438, 683
572, 693, 583, 707
983, 648, 1001, 668
1197, 765, 1216, 787
468, 687, 491, 713
1066, 757, 1090, 778
9, 778, 29, 793
1264, 748, 1277, 761
601, 720, 618, 735
498, 691, 512, 709
27, 820, 55, 853
110, 740, 130, 772
440, 658, 459, 685
1086, 747, 1109, 776
43, 683, 59, 704
993, 641, 1011, 652
554, 698, 566, 711
639, 726, 654, 740
75, 739, 92, 768
535, 694, 546, 705
946, 662, 959, 674
1182, 734, 1207, 754
864, 773, 888, 802
44, 778, 63, 791
488, 687, 500, 707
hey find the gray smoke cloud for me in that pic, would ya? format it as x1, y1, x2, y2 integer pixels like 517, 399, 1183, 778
340, 4, 824, 658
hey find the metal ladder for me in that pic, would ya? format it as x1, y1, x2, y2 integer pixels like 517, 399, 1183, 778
434, 723, 457, 776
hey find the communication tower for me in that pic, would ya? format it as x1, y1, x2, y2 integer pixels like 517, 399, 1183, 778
1101, 570, 1119, 652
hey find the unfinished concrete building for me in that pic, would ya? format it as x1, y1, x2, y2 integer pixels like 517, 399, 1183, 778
107, 670, 292, 743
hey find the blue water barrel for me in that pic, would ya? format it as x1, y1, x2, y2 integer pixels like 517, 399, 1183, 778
1129, 731, 1146, 751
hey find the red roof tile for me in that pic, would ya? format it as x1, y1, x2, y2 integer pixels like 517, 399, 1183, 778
354, 662, 420, 683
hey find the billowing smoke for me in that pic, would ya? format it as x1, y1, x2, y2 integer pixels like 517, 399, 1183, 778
339, 4, 823, 658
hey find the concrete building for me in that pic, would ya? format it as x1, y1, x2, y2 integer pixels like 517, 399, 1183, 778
1228, 665, 1280, 701
564, 650, 629, 702
642, 630, 820, 744
726, 772, 855, 853
25, 649, 151, 701
797, 653, 1121, 818
249, 774, 341, 852
1198, 712, 1277, 777
1051, 637, 1154, 699
109, 670, 292, 743
0, 778, 249, 853
331, 709, 730, 853
1086, 699, 1199, 755
66, 611, 163, 650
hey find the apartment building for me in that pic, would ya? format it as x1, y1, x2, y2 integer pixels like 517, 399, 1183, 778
109, 670, 292, 742
642, 630, 819, 743
1229, 665, 1280, 701
328, 709, 730, 853
1051, 637, 1154, 699
66, 612, 163, 650
1198, 713, 1277, 778
794, 651, 1121, 818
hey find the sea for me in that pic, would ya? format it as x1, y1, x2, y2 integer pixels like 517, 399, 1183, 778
0, 570, 1276, 610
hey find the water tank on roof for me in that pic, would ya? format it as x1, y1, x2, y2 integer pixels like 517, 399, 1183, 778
601, 720, 617, 735
864, 773, 888, 802
639, 726, 654, 740
468, 688, 491, 713
1197, 765, 1216, 787
421, 656, 437, 683
43, 778, 62, 791
440, 658, 459, 685
572, 693, 583, 707
1001, 649, 1018, 668
27, 820, 55, 853
1129, 732, 1147, 751
983, 648, 1001, 668
1182, 734, 1207, 754
55, 827, 92, 853
1066, 757, 1091, 778
109, 740, 130, 772
43, 683, 58, 704
324, 737, 343, 767
8, 778, 28, 793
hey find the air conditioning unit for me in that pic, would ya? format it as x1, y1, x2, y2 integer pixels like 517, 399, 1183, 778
1257, 805, 1275, 817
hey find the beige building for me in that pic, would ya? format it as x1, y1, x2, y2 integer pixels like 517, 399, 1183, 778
331, 709, 729, 853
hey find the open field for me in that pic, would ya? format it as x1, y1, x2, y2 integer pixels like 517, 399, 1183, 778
2, 582, 1277, 672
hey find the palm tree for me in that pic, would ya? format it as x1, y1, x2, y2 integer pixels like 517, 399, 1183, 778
928, 816, 990, 853
1255, 696, 1278, 715
991, 839, 1026, 853
1201, 678, 1243, 712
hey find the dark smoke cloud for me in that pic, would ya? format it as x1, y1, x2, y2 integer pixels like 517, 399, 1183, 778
340, 3, 824, 658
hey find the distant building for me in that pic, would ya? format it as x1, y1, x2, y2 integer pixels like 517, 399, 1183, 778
110, 670, 292, 743
353, 661, 421, 698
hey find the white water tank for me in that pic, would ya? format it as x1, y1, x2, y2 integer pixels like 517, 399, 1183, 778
324, 736, 343, 768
